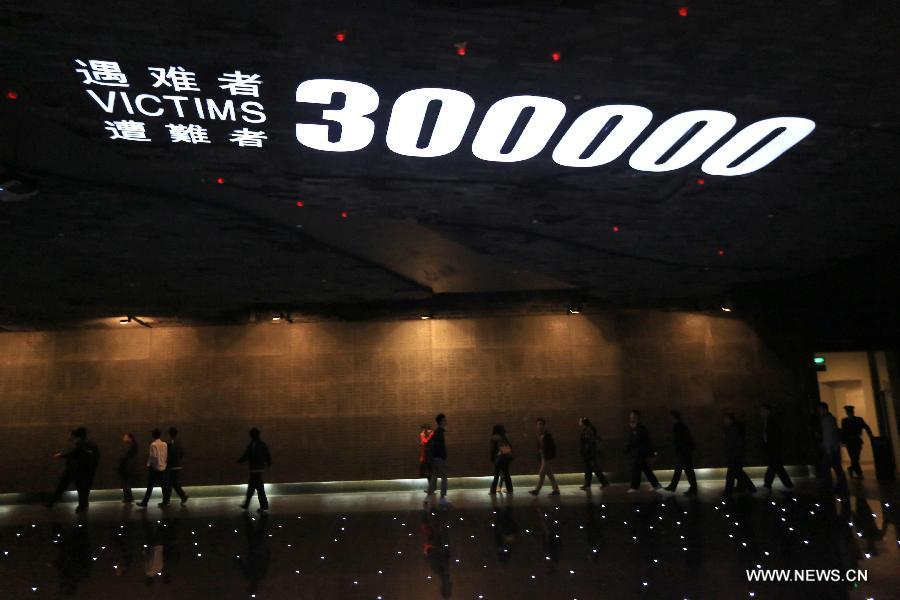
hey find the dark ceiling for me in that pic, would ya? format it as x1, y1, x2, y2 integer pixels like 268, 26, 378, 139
1, 0, 899, 331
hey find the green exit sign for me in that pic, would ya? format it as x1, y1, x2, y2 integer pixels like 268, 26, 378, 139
814, 356, 827, 371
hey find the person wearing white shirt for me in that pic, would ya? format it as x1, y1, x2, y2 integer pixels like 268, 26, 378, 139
136, 428, 169, 508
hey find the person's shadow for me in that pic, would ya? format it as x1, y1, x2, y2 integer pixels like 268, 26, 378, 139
493, 501, 518, 563
853, 492, 883, 557
583, 500, 603, 562
534, 504, 561, 574
422, 506, 452, 598
50, 519, 93, 595
237, 512, 271, 595
140, 512, 167, 585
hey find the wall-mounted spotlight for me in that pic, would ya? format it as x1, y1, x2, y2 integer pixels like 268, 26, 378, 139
720, 294, 734, 313
568, 305, 582, 315
420, 314, 432, 320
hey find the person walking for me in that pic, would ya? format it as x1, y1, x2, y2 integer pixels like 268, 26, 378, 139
489, 424, 514, 495
529, 418, 560, 496
723, 413, 757, 497
760, 404, 794, 490
136, 429, 168, 508
626, 410, 661, 493
664, 410, 698, 495
419, 424, 434, 486
426, 414, 450, 506
118, 432, 139, 503
165, 427, 189, 505
46, 427, 100, 512
841, 406, 873, 479
578, 418, 609, 491
238, 427, 272, 512
818, 402, 848, 493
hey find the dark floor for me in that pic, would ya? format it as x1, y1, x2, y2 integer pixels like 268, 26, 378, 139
0, 477, 897, 600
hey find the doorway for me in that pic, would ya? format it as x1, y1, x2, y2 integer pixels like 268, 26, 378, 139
814, 351, 900, 474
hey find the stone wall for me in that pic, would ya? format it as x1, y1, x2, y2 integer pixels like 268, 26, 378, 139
0, 311, 813, 493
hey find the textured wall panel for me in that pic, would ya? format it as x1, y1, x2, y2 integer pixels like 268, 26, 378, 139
0, 311, 812, 493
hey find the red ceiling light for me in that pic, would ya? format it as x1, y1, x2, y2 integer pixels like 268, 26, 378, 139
6, 90, 18, 100
551, 51, 561, 62
696, 178, 705, 185
454, 42, 468, 56
717, 248, 725, 257
216, 177, 224, 185
335, 31, 346, 43
612, 226, 620, 233
678, 7, 689, 17
340, 211, 348, 218
296, 200, 304, 207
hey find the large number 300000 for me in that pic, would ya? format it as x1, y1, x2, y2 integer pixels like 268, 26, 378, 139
295, 79, 815, 176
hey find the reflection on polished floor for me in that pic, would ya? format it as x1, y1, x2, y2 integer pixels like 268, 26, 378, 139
1, 477, 897, 600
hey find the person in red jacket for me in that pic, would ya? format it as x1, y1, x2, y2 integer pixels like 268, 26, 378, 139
419, 424, 434, 484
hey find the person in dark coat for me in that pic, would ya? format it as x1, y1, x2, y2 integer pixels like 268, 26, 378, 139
760, 404, 794, 490
238, 427, 272, 512
578, 417, 609, 491
818, 402, 848, 493
626, 410, 661, 493
841, 406, 873, 479
664, 410, 698, 495
529, 418, 560, 496
164, 427, 189, 505
46, 427, 100, 512
425, 413, 450, 505
118, 432, 139, 503
723, 413, 757, 497
489, 424, 514, 495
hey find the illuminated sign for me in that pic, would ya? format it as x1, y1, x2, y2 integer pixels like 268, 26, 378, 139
75, 59, 816, 175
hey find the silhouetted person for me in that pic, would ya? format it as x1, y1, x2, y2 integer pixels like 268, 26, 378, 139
137, 428, 168, 508
626, 410, 661, 493
47, 427, 99, 512
578, 417, 609, 491
426, 413, 450, 506
118, 432, 139, 503
841, 406, 873, 479
664, 410, 698, 495
164, 427, 189, 505
238, 427, 272, 512
723, 412, 757, 497
818, 402, 848, 494
419, 423, 434, 486
489, 424, 514, 495
760, 404, 794, 490
529, 418, 560, 496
